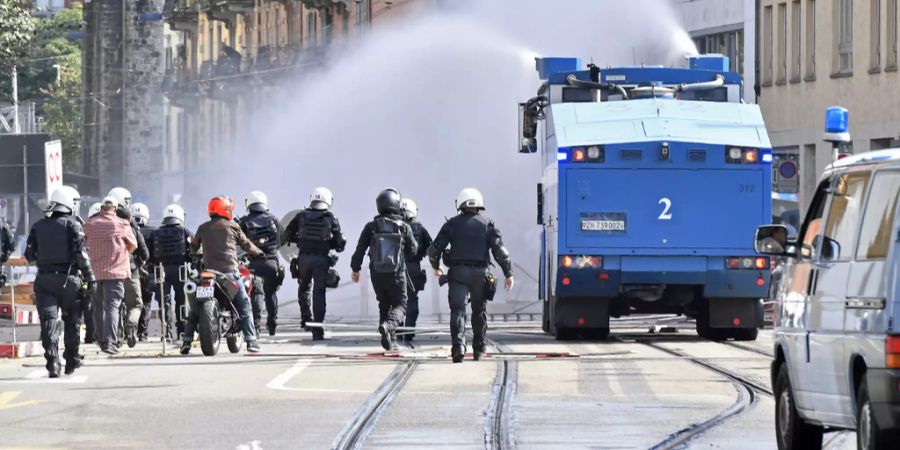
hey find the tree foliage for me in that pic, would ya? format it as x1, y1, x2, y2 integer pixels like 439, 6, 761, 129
0, 0, 34, 77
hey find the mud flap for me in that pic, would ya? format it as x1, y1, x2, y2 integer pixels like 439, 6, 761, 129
553, 296, 610, 329
707, 298, 762, 329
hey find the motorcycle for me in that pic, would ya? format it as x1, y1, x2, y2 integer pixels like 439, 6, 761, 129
185, 260, 255, 356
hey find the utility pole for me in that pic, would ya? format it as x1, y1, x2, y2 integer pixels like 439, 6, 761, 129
12, 65, 20, 134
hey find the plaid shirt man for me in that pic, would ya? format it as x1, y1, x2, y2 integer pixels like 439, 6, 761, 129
85, 208, 137, 280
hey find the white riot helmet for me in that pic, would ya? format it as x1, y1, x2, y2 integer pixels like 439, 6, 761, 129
107, 187, 132, 209
400, 198, 418, 220
131, 203, 150, 226
48, 187, 77, 214
59, 185, 81, 216
88, 202, 103, 218
309, 187, 333, 211
455, 188, 485, 211
245, 191, 268, 212
162, 204, 185, 225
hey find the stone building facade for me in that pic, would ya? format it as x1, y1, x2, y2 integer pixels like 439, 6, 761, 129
82, 0, 165, 206
758, 0, 900, 212
83, 0, 421, 210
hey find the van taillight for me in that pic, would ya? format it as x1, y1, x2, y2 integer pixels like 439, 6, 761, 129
886, 336, 900, 369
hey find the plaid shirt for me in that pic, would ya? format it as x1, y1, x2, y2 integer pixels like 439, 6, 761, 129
84, 209, 137, 280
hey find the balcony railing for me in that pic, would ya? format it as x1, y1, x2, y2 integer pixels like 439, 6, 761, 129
163, 0, 199, 33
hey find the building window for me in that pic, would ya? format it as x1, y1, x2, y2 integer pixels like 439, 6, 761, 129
889, 0, 898, 68
763, 5, 774, 84
872, 0, 882, 71
307, 12, 317, 46
835, 0, 853, 74
792, 1, 802, 81
691, 29, 744, 74
806, 0, 817, 78
777, 3, 788, 83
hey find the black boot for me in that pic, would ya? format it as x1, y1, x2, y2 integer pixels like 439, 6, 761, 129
451, 346, 465, 363
378, 323, 391, 351
47, 355, 61, 378
180, 341, 191, 355
64, 357, 83, 375
267, 322, 276, 336
311, 330, 325, 341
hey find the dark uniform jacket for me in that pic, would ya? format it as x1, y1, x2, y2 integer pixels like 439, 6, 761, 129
148, 224, 194, 266
427, 212, 513, 278
191, 216, 262, 273
116, 206, 150, 273
24, 213, 95, 281
284, 209, 346, 255
350, 213, 418, 273
239, 211, 283, 259
0, 220, 13, 263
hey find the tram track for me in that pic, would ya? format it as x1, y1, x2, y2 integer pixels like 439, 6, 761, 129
638, 340, 773, 449
484, 336, 517, 450
331, 361, 418, 450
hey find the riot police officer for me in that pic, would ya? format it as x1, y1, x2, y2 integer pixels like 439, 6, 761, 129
56, 186, 96, 344
107, 187, 149, 347
428, 188, 514, 363
399, 198, 432, 343
24, 187, 95, 377
239, 191, 284, 336
132, 203, 159, 342
350, 189, 417, 351
147, 204, 191, 341
284, 187, 346, 341
1, 215, 15, 290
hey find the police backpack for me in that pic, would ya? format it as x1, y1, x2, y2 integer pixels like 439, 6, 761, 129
370, 218, 404, 274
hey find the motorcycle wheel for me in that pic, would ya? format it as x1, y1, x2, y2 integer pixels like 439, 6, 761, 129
227, 334, 241, 354
198, 300, 220, 356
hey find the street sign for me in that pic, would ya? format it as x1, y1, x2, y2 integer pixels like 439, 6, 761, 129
773, 153, 799, 194
44, 140, 63, 201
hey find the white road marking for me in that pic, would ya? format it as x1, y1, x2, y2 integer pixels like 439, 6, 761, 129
265, 359, 312, 391
0, 370, 88, 384
236, 440, 263, 450
264, 359, 371, 394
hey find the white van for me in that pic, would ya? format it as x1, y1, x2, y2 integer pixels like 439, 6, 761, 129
756, 150, 900, 450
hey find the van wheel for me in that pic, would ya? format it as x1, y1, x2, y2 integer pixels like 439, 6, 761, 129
775, 364, 823, 450
857, 377, 897, 450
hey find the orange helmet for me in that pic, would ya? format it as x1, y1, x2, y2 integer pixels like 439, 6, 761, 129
208, 196, 235, 220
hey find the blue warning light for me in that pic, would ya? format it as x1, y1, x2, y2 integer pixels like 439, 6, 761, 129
825, 107, 849, 134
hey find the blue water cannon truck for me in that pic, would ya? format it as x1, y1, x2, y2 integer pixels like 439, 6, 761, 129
519, 55, 772, 341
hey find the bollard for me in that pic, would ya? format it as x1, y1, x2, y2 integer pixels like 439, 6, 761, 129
155, 264, 167, 355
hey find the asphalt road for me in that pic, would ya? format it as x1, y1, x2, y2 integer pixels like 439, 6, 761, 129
0, 314, 857, 449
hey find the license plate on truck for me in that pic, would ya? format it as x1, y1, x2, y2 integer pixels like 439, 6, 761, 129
580, 212, 627, 232
196, 285, 214, 299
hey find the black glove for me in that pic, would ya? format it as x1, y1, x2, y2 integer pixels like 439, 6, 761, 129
85, 280, 97, 297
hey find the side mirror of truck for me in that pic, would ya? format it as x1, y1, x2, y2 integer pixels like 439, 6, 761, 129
755, 224, 789, 256
519, 103, 538, 154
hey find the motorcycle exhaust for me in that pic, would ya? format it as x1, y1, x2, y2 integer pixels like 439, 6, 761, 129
184, 280, 197, 295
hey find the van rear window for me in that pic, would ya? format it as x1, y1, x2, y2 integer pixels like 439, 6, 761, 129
856, 171, 900, 260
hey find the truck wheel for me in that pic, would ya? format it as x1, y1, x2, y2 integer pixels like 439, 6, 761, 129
555, 328, 577, 341
585, 328, 610, 341
542, 299, 550, 333
732, 328, 759, 341
775, 364, 823, 450
198, 301, 220, 356
857, 377, 897, 450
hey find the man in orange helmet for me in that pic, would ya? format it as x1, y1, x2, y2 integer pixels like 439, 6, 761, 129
182, 196, 263, 354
